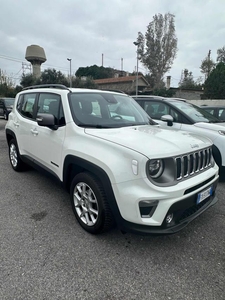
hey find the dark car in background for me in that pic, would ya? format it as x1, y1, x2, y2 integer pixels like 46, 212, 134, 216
0, 97, 15, 120
201, 105, 225, 121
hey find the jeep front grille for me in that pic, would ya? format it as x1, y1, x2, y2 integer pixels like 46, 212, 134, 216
175, 147, 213, 180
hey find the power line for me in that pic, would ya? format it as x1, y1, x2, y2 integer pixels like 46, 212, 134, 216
0, 53, 70, 73
0, 54, 26, 63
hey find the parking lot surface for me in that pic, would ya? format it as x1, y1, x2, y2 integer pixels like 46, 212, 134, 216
0, 118, 224, 300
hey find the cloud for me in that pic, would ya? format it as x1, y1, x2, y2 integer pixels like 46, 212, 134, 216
0, 0, 225, 87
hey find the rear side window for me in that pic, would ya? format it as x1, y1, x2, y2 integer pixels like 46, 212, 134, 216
17, 93, 36, 119
218, 108, 225, 119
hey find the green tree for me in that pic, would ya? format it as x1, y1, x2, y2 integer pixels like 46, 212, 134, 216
20, 69, 68, 88
72, 77, 97, 88
204, 62, 225, 99
20, 73, 38, 88
200, 51, 215, 80
136, 13, 178, 88
41, 69, 68, 85
20, 68, 97, 89
217, 46, 225, 63
0, 70, 17, 96
144, 73, 165, 89
0, 83, 17, 97
76, 65, 114, 79
179, 69, 196, 89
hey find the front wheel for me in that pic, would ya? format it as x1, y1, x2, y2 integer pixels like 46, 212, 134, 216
9, 139, 26, 171
70, 172, 115, 234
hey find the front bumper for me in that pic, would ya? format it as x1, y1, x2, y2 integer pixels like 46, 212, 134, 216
117, 178, 218, 235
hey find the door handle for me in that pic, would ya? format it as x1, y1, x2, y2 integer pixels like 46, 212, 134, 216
13, 121, 19, 127
31, 128, 38, 136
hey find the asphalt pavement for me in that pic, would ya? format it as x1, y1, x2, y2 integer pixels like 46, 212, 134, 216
0, 118, 224, 300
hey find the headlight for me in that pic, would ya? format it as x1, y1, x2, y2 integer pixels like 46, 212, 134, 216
148, 159, 164, 178
218, 130, 225, 136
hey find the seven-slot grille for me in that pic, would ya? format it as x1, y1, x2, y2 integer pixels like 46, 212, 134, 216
175, 147, 213, 180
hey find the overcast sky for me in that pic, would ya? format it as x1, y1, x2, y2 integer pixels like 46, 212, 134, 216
1, 0, 225, 87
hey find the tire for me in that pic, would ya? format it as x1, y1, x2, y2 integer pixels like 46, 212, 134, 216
9, 139, 26, 171
70, 172, 115, 234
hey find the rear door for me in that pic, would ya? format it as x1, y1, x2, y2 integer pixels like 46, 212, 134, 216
14, 93, 37, 157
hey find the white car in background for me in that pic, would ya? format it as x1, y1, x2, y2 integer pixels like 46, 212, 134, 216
133, 96, 225, 176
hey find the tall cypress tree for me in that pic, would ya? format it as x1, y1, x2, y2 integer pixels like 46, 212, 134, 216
204, 62, 225, 99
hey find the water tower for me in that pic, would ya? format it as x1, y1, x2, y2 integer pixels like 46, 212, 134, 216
25, 45, 47, 78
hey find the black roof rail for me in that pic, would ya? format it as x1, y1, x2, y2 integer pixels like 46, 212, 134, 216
22, 84, 71, 91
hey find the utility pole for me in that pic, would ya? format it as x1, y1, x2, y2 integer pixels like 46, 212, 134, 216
67, 58, 72, 87
133, 42, 141, 96
121, 58, 123, 77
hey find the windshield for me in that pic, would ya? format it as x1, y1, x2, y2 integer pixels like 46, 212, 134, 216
171, 101, 221, 123
5, 98, 15, 106
68, 92, 154, 128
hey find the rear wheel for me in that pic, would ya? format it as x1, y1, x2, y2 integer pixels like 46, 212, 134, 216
70, 172, 115, 234
9, 139, 26, 171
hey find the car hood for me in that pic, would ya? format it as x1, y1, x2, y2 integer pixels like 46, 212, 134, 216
85, 125, 211, 158
194, 122, 225, 131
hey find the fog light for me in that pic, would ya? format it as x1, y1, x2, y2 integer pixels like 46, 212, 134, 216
166, 213, 173, 224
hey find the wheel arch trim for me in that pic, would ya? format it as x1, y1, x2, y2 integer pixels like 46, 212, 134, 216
63, 155, 123, 226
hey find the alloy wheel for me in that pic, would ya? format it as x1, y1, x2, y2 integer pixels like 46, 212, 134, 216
10, 143, 18, 168
73, 182, 99, 226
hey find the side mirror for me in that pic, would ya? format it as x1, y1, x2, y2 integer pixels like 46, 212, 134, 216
161, 114, 173, 127
36, 113, 58, 130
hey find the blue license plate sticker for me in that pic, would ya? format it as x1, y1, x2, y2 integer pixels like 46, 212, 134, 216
197, 186, 212, 204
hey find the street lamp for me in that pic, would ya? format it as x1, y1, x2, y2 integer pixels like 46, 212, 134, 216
67, 58, 72, 87
133, 42, 140, 96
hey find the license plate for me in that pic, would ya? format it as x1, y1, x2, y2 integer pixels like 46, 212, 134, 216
197, 186, 212, 204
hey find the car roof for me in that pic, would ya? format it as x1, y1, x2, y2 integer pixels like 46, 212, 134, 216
131, 95, 166, 100
132, 96, 187, 103
201, 105, 225, 109
20, 84, 128, 96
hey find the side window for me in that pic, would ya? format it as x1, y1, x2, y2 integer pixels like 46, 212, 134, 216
143, 102, 155, 116
218, 109, 225, 117
154, 102, 169, 118
20, 93, 36, 119
205, 108, 214, 115
219, 108, 225, 120
169, 108, 182, 122
37, 93, 65, 126
144, 101, 169, 119
17, 95, 24, 112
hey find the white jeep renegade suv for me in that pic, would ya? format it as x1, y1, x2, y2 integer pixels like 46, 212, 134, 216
5, 84, 219, 234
